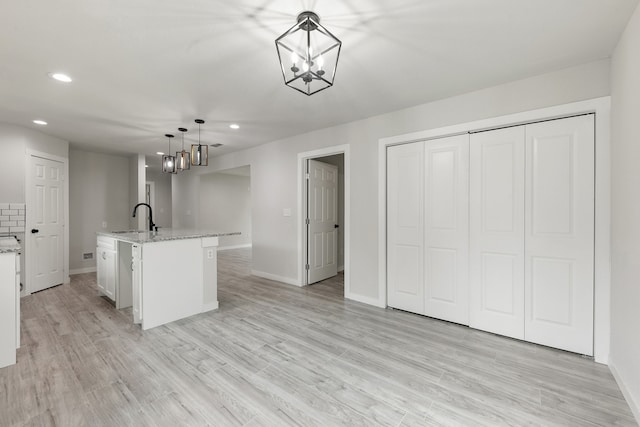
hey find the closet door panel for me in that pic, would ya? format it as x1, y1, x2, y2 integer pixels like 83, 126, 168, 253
424, 134, 469, 325
387, 142, 425, 314
470, 127, 525, 339
524, 115, 594, 355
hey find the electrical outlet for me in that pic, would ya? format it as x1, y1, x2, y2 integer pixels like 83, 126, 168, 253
207, 249, 214, 259
83, 252, 93, 260
101, 221, 107, 228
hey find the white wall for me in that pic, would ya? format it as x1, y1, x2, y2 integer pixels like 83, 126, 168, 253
0, 123, 69, 202
174, 59, 610, 301
171, 172, 200, 229
69, 149, 130, 272
145, 170, 172, 228
610, 3, 640, 421
198, 171, 251, 248
129, 154, 145, 230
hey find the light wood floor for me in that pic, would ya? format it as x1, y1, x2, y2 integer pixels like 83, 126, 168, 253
1, 248, 636, 426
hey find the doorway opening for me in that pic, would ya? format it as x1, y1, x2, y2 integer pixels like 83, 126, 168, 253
298, 145, 350, 297
199, 165, 252, 251
144, 165, 172, 229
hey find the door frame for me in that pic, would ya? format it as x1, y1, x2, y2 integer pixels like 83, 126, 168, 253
25, 149, 70, 295
378, 96, 611, 364
297, 145, 350, 294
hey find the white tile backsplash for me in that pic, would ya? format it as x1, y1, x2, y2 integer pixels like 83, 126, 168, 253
0, 203, 26, 234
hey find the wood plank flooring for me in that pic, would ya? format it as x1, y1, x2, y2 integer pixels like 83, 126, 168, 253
1, 248, 636, 426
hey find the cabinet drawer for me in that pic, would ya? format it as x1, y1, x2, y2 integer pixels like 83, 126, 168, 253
97, 236, 117, 250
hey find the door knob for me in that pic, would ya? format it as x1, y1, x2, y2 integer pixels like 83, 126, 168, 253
31, 229, 39, 234
334, 224, 339, 228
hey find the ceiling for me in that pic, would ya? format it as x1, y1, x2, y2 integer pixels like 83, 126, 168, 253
1, 0, 637, 160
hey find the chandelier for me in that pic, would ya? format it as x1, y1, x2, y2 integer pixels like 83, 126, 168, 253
161, 134, 176, 174
161, 119, 221, 173
191, 119, 208, 166
275, 11, 342, 96
176, 127, 191, 171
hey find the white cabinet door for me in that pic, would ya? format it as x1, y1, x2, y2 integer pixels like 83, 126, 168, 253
132, 244, 142, 324
470, 126, 526, 340
424, 135, 469, 325
96, 247, 116, 301
0, 253, 16, 368
104, 250, 116, 300
387, 142, 425, 314
96, 246, 106, 294
524, 115, 594, 355
15, 254, 20, 349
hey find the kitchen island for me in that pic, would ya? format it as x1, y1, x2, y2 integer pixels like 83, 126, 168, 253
96, 229, 239, 330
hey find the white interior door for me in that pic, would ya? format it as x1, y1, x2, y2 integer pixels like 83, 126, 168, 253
470, 126, 526, 339
424, 135, 469, 325
307, 159, 338, 284
524, 115, 594, 355
387, 142, 425, 314
28, 156, 64, 293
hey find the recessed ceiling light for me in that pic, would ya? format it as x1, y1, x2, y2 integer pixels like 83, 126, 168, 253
211, 143, 223, 148
33, 120, 47, 125
229, 124, 240, 130
156, 151, 164, 155
48, 72, 73, 83
145, 165, 149, 168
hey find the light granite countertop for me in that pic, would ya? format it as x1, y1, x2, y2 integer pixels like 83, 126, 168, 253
97, 229, 240, 244
0, 236, 21, 254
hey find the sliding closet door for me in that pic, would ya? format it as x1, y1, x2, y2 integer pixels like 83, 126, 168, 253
469, 127, 525, 339
424, 135, 469, 325
524, 115, 594, 355
387, 142, 424, 314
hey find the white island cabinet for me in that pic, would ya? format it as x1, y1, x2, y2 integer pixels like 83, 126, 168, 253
0, 238, 20, 369
96, 229, 238, 330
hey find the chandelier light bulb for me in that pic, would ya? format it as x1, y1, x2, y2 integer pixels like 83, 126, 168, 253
317, 54, 324, 70
291, 51, 298, 64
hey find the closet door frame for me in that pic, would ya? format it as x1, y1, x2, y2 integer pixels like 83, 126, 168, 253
378, 97, 611, 364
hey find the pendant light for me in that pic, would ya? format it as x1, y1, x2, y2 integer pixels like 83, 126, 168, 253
176, 127, 191, 171
162, 134, 176, 174
275, 11, 342, 96
191, 119, 208, 166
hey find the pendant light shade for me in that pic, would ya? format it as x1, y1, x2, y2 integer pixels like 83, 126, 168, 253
275, 11, 342, 96
176, 127, 191, 171
191, 119, 208, 166
162, 134, 176, 174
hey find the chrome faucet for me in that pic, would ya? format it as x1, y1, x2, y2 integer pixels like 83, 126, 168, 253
132, 203, 157, 232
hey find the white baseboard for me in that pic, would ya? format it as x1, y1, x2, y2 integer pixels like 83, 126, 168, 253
251, 270, 301, 287
609, 359, 640, 424
218, 243, 252, 251
69, 267, 96, 275
345, 292, 386, 308
202, 301, 219, 312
